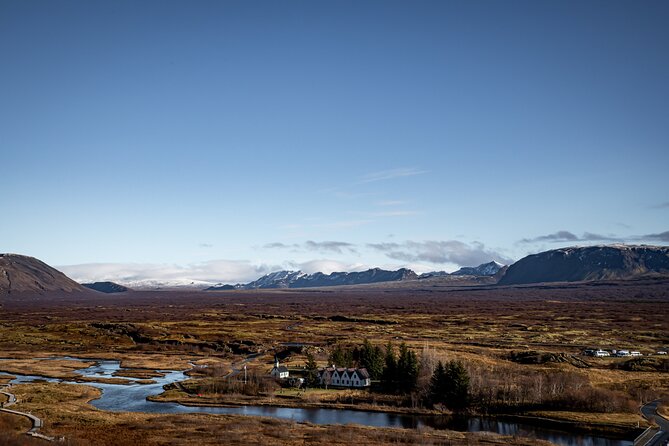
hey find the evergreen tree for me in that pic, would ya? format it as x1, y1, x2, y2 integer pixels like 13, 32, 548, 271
304, 351, 319, 386
397, 342, 420, 393
359, 339, 384, 379
444, 360, 470, 410
429, 360, 447, 405
428, 360, 470, 410
381, 341, 397, 391
328, 344, 353, 367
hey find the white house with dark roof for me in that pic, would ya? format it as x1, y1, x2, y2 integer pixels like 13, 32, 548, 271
270, 358, 289, 379
318, 366, 370, 388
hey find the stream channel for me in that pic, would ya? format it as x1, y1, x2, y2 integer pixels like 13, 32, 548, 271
2, 357, 634, 446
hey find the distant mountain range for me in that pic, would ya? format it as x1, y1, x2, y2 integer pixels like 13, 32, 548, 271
3, 245, 668, 294
205, 262, 507, 290
499, 245, 669, 285
206, 268, 419, 290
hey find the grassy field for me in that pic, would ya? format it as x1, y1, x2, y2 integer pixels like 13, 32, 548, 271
0, 278, 668, 444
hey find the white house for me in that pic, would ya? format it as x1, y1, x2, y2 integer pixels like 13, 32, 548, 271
270, 358, 289, 379
318, 366, 371, 388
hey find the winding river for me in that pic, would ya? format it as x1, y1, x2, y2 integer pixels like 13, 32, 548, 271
2, 358, 634, 446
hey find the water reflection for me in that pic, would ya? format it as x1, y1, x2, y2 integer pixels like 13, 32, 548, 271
1, 358, 633, 446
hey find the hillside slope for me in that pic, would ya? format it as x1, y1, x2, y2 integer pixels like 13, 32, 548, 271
0, 254, 87, 294
499, 245, 669, 285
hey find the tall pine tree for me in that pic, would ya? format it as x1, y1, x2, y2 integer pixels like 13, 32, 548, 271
304, 351, 319, 386
428, 360, 470, 410
382, 341, 397, 391
328, 344, 353, 367
397, 342, 419, 393
429, 360, 447, 405
359, 339, 384, 379
445, 360, 470, 410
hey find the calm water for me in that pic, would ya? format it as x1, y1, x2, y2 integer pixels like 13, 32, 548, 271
1, 358, 634, 446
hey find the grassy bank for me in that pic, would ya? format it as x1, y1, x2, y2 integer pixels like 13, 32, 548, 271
7, 382, 554, 446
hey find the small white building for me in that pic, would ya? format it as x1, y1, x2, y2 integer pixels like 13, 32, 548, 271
270, 358, 289, 379
318, 366, 370, 388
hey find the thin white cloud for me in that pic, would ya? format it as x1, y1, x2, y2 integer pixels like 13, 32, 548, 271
263, 242, 299, 249
313, 219, 374, 229
59, 260, 273, 286
357, 210, 419, 218
265, 240, 357, 254
359, 168, 427, 183
375, 200, 406, 207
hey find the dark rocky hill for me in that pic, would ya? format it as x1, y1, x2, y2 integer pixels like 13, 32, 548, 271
498, 245, 669, 285
82, 281, 129, 293
0, 254, 87, 294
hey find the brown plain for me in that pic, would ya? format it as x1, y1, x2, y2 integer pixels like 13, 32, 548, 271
0, 278, 668, 445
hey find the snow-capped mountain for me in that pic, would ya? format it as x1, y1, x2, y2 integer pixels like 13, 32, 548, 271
206, 268, 418, 290
417, 271, 450, 279
418, 261, 506, 279
451, 261, 505, 276
241, 270, 308, 289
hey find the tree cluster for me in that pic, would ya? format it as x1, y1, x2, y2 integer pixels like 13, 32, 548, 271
327, 339, 385, 379
429, 360, 470, 410
382, 342, 420, 393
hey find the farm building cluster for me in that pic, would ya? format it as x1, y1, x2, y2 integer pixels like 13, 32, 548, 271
269, 359, 371, 388
318, 365, 371, 388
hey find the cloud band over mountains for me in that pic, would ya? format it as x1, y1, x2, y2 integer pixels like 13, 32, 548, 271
519, 230, 669, 244
60, 231, 667, 286
367, 240, 513, 266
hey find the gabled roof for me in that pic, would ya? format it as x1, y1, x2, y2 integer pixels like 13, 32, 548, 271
272, 366, 289, 373
318, 366, 369, 379
353, 368, 370, 379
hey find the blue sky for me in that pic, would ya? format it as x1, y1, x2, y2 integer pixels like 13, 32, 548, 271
2, 1, 668, 284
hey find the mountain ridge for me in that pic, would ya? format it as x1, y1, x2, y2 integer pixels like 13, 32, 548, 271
206, 267, 419, 290
498, 244, 669, 285
205, 261, 507, 291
